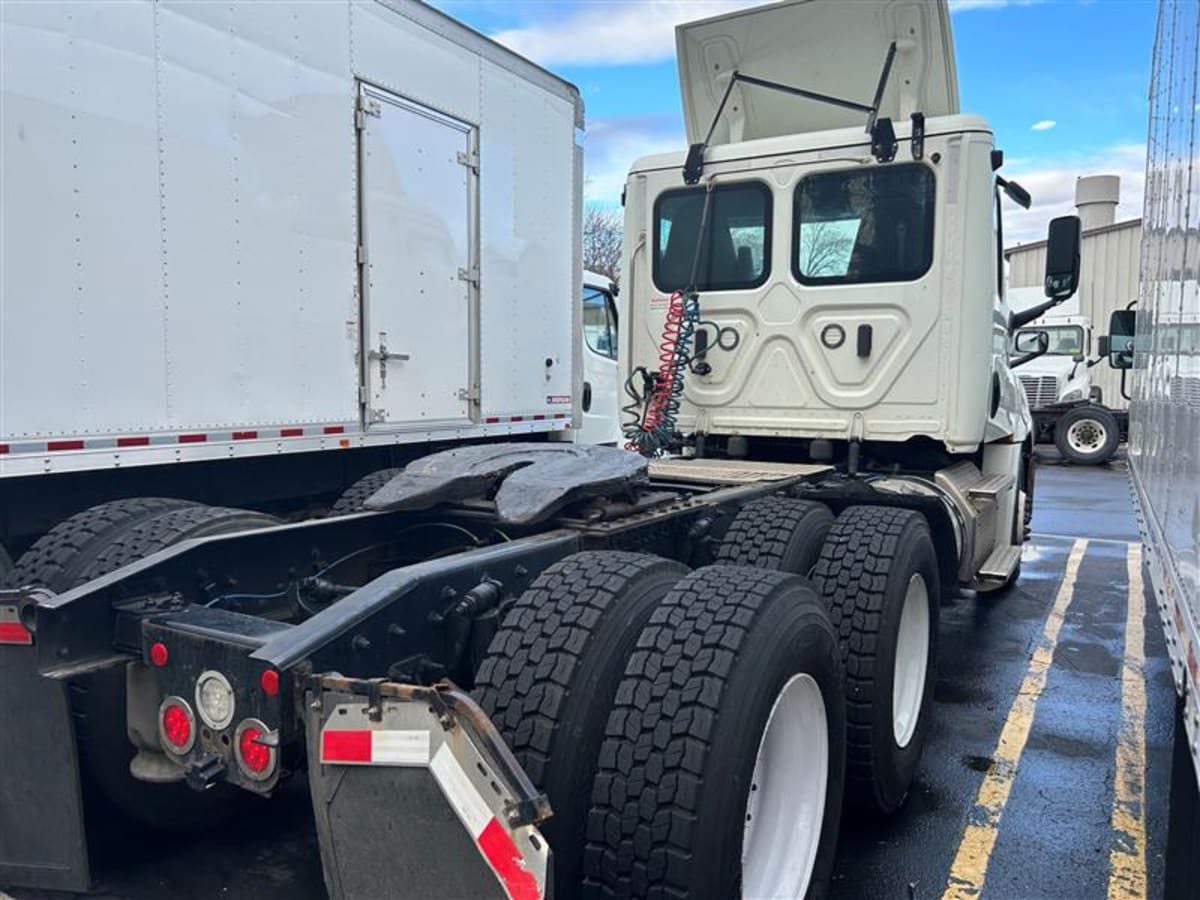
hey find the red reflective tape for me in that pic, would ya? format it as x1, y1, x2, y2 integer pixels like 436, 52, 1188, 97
47, 440, 84, 451
478, 818, 540, 900
321, 729, 372, 762
323, 426, 345, 435
532, 414, 546, 421
232, 431, 258, 440
280, 428, 304, 438
553, 414, 566, 420
510, 416, 525, 423
0, 444, 8, 454
0, 622, 33, 645
178, 434, 207, 444
117, 436, 151, 448
485, 417, 501, 424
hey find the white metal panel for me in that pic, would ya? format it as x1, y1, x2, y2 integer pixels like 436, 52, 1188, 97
1, 1, 164, 437
476, 60, 577, 418
1, 0, 581, 474
156, 1, 358, 429
676, 0, 958, 145
359, 87, 472, 426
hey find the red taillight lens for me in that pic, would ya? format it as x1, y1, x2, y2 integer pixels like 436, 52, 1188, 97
150, 641, 169, 667
260, 668, 279, 696
159, 698, 195, 753
234, 718, 276, 781
239, 726, 270, 772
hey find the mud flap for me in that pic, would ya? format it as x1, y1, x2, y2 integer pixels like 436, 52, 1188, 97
0, 625, 90, 891
307, 675, 552, 900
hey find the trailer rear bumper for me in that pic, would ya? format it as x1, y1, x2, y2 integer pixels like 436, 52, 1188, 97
306, 675, 552, 900
0, 596, 90, 891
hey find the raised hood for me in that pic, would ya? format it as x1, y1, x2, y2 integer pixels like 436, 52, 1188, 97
677, 0, 959, 146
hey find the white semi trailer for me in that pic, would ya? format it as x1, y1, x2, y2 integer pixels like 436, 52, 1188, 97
1114, 5, 1200, 877
1, 3, 1079, 899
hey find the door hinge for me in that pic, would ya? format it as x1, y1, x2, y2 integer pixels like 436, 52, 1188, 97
457, 385, 480, 402
457, 265, 480, 288
357, 244, 368, 266
456, 150, 480, 173
356, 96, 382, 130
358, 384, 368, 404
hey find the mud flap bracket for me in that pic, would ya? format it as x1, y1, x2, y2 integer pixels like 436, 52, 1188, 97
306, 675, 552, 900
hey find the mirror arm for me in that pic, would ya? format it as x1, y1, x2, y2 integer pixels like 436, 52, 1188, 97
1010, 295, 1067, 330
1011, 347, 1048, 369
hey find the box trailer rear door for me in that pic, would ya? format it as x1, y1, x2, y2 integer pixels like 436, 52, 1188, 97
359, 84, 475, 428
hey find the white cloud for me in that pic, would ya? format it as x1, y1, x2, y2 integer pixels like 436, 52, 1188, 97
1031, 119, 1057, 131
1002, 143, 1146, 245
491, 1, 763, 67
583, 114, 685, 205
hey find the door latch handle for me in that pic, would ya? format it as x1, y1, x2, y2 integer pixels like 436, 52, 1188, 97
369, 349, 410, 362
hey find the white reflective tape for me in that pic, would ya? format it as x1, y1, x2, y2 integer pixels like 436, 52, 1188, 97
371, 729, 430, 765
430, 743, 492, 838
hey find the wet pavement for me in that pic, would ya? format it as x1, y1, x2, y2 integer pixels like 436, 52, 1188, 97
3, 451, 1177, 900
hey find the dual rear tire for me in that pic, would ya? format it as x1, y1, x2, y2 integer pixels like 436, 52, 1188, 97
476, 552, 845, 899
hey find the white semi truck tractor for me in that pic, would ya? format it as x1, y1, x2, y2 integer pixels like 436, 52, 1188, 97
1007, 287, 1126, 464
1, 3, 1075, 899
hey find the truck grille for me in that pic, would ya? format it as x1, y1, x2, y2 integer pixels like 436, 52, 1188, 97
1018, 375, 1059, 410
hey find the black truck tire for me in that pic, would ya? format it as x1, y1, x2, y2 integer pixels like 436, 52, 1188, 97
714, 496, 834, 576
330, 468, 404, 514
59, 505, 279, 832
4, 497, 196, 591
1055, 405, 1120, 465
810, 505, 939, 816
584, 566, 845, 900
474, 551, 688, 899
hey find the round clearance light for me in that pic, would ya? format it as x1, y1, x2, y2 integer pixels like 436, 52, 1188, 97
194, 670, 236, 730
158, 697, 196, 755
234, 718, 277, 780
260, 669, 280, 697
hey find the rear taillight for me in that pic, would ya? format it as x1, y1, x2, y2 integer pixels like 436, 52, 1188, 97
0, 604, 32, 645
234, 718, 277, 781
158, 697, 196, 754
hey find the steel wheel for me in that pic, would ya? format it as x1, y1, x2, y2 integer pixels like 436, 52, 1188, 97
892, 574, 930, 748
1066, 417, 1107, 455
741, 673, 829, 899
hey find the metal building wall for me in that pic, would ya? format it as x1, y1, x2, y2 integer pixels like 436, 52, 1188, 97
1007, 219, 1142, 410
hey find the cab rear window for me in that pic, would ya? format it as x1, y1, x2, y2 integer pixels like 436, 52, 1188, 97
793, 164, 936, 285
653, 182, 771, 293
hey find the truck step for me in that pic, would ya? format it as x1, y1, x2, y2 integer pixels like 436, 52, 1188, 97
978, 545, 1021, 582
968, 473, 1015, 502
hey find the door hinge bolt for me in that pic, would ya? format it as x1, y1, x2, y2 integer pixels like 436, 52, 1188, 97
457, 265, 480, 288
456, 150, 480, 173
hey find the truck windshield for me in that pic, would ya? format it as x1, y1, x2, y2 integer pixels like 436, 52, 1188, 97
653, 182, 771, 292
793, 163, 936, 285
1014, 325, 1085, 356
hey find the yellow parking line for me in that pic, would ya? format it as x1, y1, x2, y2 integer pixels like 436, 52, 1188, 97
942, 538, 1089, 900
1108, 543, 1147, 899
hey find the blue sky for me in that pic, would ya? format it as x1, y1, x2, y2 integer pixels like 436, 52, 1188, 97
437, 0, 1157, 242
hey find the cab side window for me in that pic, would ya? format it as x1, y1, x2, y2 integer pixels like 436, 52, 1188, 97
583, 286, 617, 359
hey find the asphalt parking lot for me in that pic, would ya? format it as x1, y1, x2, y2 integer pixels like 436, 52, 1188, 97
3, 451, 1176, 900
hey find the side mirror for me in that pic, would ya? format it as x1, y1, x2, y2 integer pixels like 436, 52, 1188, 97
1071, 352, 1085, 363
1107, 309, 1137, 369
1097, 335, 1110, 358
1044, 215, 1082, 299
1011, 330, 1049, 368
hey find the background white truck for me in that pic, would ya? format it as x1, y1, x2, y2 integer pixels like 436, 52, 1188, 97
1008, 286, 1127, 464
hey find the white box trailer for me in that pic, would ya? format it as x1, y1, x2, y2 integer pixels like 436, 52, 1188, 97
0, 0, 582, 480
